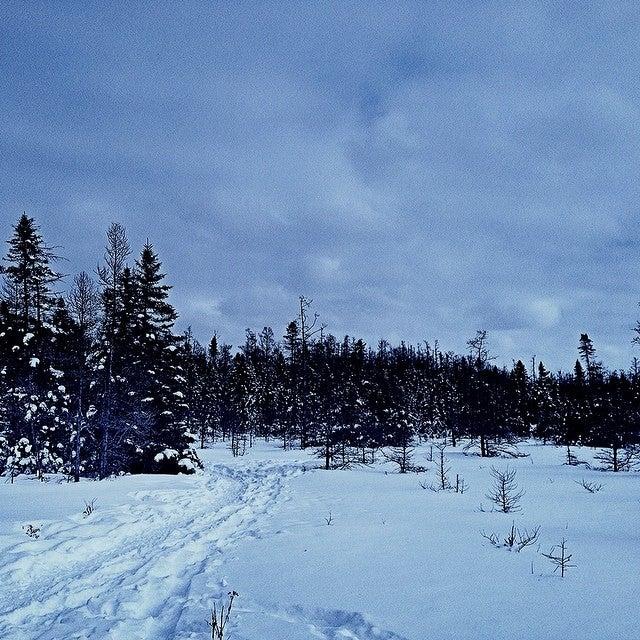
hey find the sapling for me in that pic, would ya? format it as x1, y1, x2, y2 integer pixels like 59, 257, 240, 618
383, 441, 415, 473
542, 538, 575, 577
435, 444, 451, 491
594, 445, 639, 473
486, 466, 524, 513
481, 522, 540, 552
454, 473, 467, 494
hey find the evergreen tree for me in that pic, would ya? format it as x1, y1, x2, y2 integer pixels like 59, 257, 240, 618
1, 213, 62, 334
128, 242, 197, 472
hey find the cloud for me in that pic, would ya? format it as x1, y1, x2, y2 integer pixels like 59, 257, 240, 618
1, 1, 639, 369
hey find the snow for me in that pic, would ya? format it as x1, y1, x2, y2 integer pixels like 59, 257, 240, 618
0, 442, 638, 639
154, 448, 179, 463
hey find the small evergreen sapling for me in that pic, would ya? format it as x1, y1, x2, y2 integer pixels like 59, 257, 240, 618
486, 466, 524, 513
435, 444, 451, 491
542, 538, 575, 577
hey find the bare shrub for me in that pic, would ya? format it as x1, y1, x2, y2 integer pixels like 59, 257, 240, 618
23, 524, 41, 539
575, 478, 604, 493
481, 522, 540, 552
82, 498, 97, 518
208, 591, 238, 640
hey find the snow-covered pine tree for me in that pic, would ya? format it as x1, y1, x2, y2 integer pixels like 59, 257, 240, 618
0, 374, 11, 477
129, 241, 199, 473
0, 214, 69, 478
509, 360, 532, 438
2, 213, 62, 334
229, 350, 260, 456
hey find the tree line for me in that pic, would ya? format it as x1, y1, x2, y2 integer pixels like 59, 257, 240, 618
1, 214, 639, 480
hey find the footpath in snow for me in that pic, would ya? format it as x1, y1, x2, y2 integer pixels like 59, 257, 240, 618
0, 447, 304, 640
0, 441, 639, 639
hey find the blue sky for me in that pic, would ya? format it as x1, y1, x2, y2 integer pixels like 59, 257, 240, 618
2, 1, 640, 369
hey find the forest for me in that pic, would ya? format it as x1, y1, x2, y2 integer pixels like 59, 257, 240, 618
1, 213, 639, 481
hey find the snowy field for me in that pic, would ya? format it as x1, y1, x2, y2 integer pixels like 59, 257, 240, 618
0, 441, 638, 640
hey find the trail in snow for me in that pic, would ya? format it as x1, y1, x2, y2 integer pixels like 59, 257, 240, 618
0, 454, 406, 640
0, 458, 300, 640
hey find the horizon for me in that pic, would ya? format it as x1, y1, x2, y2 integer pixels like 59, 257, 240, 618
3, 2, 640, 370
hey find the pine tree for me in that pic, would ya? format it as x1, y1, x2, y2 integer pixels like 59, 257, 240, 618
533, 362, 560, 443
129, 242, 198, 473
1, 213, 62, 334
0, 214, 68, 479
578, 333, 602, 383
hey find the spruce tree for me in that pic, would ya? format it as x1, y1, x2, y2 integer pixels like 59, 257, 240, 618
0, 215, 68, 478
131, 242, 197, 473
1, 213, 62, 334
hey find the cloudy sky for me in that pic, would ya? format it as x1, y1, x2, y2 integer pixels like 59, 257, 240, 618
2, 1, 640, 369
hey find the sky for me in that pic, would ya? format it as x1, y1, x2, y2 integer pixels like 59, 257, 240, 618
2, 1, 640, 370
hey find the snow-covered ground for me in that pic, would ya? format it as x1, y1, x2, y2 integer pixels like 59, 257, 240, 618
0, 442, 638, 639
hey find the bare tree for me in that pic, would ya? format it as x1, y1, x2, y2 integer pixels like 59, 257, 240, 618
95, 223, 130, 479
68, 271, 100, 330
466, 329, 495, 370
486, 466, 524, 513
67, 272, 100, 482
297, 296, 325, 448
96, 222, 131, 334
